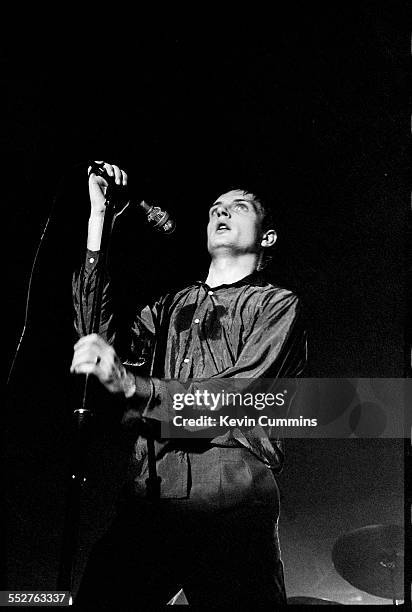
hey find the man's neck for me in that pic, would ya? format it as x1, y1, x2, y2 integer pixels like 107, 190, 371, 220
205, 254, 259, 288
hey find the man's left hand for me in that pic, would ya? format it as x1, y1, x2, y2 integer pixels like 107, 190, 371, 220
70, 333, 136, 397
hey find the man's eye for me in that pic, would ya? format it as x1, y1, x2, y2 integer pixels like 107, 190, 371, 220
235, 202, 248, 211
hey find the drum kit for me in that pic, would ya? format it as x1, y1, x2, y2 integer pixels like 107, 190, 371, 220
288, 524, 405, 606
167, 524, 404, 605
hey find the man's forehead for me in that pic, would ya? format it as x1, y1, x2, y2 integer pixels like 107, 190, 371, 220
212, 189, 255, 205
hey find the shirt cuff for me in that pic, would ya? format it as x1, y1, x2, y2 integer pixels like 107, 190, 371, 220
141, 378, 182, 422
85, 249, 100, 271
127, 375, 154, 410
120, 375, 154, 427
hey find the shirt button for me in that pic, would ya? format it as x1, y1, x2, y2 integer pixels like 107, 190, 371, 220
194, 318, 200, 324
183, 358, 189, 363
89, 257, 95, 263
208, 290, 214, 296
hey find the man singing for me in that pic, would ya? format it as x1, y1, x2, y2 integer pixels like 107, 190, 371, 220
71, 161, 307, 607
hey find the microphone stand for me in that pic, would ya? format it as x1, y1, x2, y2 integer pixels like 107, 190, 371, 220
57, 184, 117, 595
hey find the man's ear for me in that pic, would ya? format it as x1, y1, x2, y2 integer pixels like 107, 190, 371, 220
260, 229, 277, 248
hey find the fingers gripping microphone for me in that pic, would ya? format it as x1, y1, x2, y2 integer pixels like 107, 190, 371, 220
88, 161, 176, 235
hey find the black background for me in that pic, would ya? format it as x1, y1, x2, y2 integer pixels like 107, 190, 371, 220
3, 4, 408, 604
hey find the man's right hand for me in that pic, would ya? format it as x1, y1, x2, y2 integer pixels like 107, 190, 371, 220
86, 161, 129, 250
88, 161, 128, 215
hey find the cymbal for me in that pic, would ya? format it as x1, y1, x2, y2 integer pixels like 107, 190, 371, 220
287, 596, 343, 605
332, 524, 404, 600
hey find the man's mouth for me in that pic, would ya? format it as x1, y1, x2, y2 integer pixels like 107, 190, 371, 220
216, 222, 230, 233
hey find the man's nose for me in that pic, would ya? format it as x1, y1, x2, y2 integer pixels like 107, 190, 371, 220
216, 205, 230, 217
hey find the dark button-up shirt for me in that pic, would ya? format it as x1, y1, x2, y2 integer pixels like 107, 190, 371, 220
73, 251, 307, 484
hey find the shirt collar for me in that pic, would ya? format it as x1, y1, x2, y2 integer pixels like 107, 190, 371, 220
194, 270, 265, 291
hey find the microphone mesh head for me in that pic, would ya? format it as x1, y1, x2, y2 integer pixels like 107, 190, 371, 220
140, 201, 176, 234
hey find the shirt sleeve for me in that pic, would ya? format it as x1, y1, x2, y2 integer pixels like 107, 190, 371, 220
72, 249, 163, 365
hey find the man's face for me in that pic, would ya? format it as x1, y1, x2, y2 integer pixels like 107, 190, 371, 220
207, 189, 264, 256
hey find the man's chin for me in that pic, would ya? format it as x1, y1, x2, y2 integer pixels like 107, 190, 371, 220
207, 240, 236, 254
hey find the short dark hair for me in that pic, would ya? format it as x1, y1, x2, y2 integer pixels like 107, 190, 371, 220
235, 188, 276, 270
247, 191, 274, 231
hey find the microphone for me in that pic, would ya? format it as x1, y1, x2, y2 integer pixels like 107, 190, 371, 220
138, 200, 176, 235
88, 161, 176, 235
